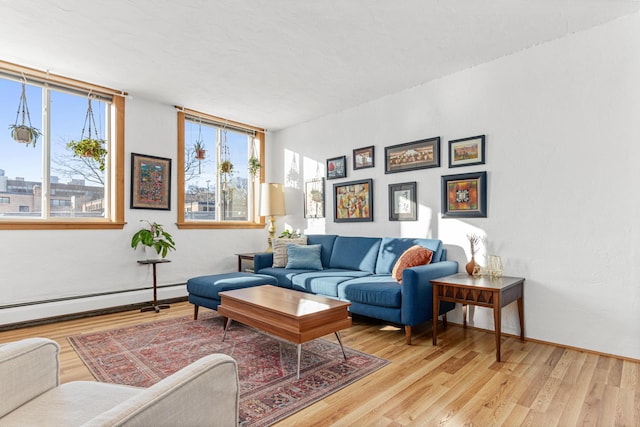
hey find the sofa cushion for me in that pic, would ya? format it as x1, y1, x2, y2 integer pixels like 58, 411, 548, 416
338, 276, 402, 308
328, 236, 381, 273
272, 237, 307, 267
291, 269, 372, 297
186, 273, 277, 299
375, 238, 443, 274
286, 244, 323, 270
306, 234, 338, 267
392, 245, 433, 283
255, 267, 311, 289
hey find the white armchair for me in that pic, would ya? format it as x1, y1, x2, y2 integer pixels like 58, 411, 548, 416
0, 338, 239, 426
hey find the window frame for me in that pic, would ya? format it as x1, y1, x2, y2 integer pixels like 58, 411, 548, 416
0, 60, 125, 230
176, 108, 265, 229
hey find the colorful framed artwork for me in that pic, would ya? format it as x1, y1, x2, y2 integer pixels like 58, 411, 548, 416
333, 178, 373, 222
130, 153, 172, 210
389, 181, 417, 221
353, 145, 375, 170
441, 171, 487, 218
326, 155, 347, 180
449, 135, 486, 168
304, 178, 325, 218
384, 137, 440, 174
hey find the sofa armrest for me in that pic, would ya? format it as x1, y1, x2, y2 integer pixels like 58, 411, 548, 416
400, 261, 459, 326
0, 338, 60, 418
82, 354, 239, 427
253, 252, 273, 272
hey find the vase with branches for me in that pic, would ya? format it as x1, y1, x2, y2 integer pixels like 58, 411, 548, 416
465, 233, 482, 275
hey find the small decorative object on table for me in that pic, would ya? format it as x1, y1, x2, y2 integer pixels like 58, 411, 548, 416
486, 255, 504, 278
465, 233, 481, 275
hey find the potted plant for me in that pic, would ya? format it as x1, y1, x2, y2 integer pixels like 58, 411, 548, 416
248, 155, 261, 178
66, 138, 107, 171
219, 160, 233, 174
9, 124, 41, 147
10, 81, 41, 148
194, 141, 206, 160
131, 220, 176, 259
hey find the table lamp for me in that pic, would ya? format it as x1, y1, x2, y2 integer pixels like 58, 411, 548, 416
259, 183, 286, 252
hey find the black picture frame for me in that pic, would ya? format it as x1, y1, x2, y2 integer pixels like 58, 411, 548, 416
448, 135, 486, 168
389, 182, 417, 221
384, 137, 440, 174
353, 145, 375, 170
441, 171, 487, 218
326, 155, 347, 180
130, 153, 172, 210
304, 178, 325, 218
333, 178, 373, 222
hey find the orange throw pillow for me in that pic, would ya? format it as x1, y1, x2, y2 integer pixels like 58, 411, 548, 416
392, 245, 433, 284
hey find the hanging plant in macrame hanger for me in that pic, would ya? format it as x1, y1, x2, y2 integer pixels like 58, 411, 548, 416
9, 78, 42, 147
194, 121, 206, 174
248, 135, 261, 178
219, 128, 234, 189
66, 96, 107, 171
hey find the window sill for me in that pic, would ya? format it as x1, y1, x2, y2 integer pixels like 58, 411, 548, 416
0, 220, 126, 230
177, 221, 265, 230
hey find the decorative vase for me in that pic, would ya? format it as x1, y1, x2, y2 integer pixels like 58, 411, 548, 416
465, 256, 478, 275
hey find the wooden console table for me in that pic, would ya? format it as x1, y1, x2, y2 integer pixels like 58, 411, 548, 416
431, 273, 525, 362
137, 259, 171, 313
235, 253, 257, 273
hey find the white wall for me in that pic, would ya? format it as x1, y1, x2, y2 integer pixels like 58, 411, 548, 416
271, 13, 640, 360
0, 98, 266, 325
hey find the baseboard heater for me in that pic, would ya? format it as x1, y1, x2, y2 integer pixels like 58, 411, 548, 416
0, 282, 188, 332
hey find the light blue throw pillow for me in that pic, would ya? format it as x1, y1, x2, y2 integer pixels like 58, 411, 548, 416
286, 244, 323, 270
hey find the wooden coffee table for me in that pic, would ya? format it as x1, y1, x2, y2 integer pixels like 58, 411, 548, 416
217, 285, 352, 379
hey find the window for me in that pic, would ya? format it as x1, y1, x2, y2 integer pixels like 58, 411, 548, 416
0, 60, 125, 229
177, 108, 264, 229
0, 197, 9, 204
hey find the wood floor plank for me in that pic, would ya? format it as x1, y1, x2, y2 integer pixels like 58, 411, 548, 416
1, 301, 639, 426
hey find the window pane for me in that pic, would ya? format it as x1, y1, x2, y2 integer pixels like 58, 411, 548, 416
0, 79, 43, 218
222, 129, 249, 221
50, 91, 106, 218
184, 120, 217, 220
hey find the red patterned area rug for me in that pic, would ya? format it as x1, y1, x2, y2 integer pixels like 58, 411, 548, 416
68, 313, 388, 426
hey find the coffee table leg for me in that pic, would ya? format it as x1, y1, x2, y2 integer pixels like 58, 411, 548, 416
221, 318, 233, 342
335, 331, 347, 360
297, 344, 302, 380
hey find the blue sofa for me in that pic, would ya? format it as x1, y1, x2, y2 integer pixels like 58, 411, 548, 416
254, 235, 458, 344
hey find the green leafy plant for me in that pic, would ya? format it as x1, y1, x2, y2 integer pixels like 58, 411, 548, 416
194, 141, 206, 160
278, 229, 301, 239
219, 159, 233, 174
248, 156, 261, 177
9, 124, 41, 147
130, 220, 176, 258
66, 138, 107, 171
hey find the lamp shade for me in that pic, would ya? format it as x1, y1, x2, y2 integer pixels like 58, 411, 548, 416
259, 183, 286, 216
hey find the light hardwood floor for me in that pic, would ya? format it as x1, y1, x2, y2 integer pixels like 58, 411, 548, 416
1, 301, 638, 426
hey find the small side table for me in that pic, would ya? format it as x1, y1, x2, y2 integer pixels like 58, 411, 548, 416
235, 253, 258, 273
137, 259, 171, 313
431, 273, 525, 362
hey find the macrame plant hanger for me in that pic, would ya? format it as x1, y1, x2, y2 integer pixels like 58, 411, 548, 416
12, 75, 40, 147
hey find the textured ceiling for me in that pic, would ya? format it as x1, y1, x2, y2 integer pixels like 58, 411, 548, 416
1, 0, 639, 130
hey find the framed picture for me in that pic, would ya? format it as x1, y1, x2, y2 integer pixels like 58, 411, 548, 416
130, 153, 172, 210
449, 135, 486, 168
304, 178, 325, 218
389, 181, 417, 221
385, 137, 440, 174
326, 155, 347, 180
333, 178, 373, 222
441, 171, 487, 218
353, 146, 375, 170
